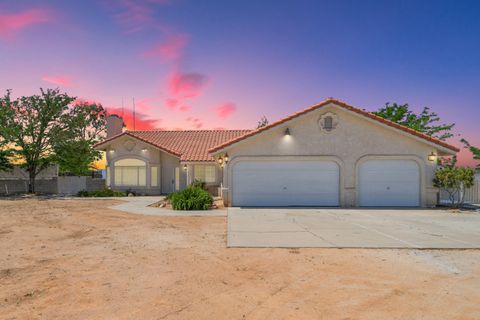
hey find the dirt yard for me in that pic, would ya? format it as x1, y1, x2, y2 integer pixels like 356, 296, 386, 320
1, 199, 479, 320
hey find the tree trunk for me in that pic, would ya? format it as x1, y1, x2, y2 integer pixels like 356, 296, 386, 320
29, 170, 36, 193
459, 182, 465, 207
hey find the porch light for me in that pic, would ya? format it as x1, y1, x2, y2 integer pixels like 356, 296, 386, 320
285, 128, 291, 136
217, 157, 223, 165
224, 153, 229, 163
428, 152, 436, 162
141, 148, 148, 152
183, 164, 188, 171
109, 149, 115, 153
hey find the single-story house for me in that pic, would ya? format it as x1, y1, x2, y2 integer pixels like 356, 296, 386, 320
95, 98, 459, 207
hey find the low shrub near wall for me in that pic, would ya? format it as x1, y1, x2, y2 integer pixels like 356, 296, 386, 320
169, 186, 213, 210
78, 188, 126, 197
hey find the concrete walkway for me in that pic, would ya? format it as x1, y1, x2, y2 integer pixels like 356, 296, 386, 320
109, 196, 227, 216
228, 208, 480, 248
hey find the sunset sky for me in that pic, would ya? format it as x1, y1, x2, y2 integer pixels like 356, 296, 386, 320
0, 0, 479, 166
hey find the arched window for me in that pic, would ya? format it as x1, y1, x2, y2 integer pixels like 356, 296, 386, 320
114, 158, 146, 186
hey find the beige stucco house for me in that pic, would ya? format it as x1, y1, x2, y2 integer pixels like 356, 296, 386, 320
95, 98, 458, 207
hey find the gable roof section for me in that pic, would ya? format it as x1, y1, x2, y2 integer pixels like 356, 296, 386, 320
94, 130, 251, 162
208, 98, 459, 153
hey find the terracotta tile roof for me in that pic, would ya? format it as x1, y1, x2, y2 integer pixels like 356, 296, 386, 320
94, 130, 251, 162
209, 98, 460, 153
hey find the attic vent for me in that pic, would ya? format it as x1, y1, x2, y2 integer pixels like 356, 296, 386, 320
324, 116, 333, 131
318, 112, 338, 133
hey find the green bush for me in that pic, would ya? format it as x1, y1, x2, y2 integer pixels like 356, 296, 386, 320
170, 186, 213, 210
165, 192, 173, 201
189, 179, 206, 190
77, 188, 126, 197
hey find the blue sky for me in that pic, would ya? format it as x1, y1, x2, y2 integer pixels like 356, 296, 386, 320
0, 0, 479, 164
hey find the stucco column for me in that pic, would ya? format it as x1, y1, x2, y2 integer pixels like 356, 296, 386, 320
186, 164, 194, 185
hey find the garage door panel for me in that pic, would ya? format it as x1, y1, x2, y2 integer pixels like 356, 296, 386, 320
359, 160, 420, 207
232, 160, 339, 207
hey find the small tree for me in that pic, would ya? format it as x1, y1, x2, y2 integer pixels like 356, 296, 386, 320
256, 115, 269, 129
373, 103, 455, 141
433, 166, 475, 207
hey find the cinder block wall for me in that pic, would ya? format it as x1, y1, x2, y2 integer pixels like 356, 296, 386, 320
86, 177, 106, 192
0, 177, 105, 195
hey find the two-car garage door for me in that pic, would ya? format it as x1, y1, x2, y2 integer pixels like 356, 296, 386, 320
231, 158, 420, 207
232, 160, 339, 207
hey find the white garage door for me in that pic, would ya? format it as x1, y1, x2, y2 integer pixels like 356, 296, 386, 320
358, 160, 420, 207
232, 160, 339, 207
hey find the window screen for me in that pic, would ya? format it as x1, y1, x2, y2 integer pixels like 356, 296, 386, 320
194, 165, 216, 183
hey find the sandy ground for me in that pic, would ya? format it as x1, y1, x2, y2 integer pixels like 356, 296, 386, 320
0, 199, 479, 320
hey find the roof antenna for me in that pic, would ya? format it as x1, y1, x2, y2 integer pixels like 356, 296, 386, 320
121, 97, 124, 119
132, 97, 136, 131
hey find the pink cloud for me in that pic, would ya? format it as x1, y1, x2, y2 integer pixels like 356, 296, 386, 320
165, 98, 179, 110
143, 34, 189, 63
107, 106, 160, 130
112, 0, 171, 34
186, 117, 203, 129
136, 98, 155, 111
42, 75, 73, 87
73, 98, 99, 106
168, 71, 208, 99
0, 9, 51, 40
213, 102, 237, 119
178, 105, 191, 112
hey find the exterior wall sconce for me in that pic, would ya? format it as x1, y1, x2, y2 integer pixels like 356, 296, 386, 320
285, 128, 291, 136
428, 152, 436, 161
183, 164, 188, 171
224, 153, 229, 163
109, 149, 115, 153
217, 157, 224, 165
141, 148, 148, 152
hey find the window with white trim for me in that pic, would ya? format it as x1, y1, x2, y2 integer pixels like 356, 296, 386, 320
151, 166, 158, 187
194, 165, 216, 183
114, 158, 147, 186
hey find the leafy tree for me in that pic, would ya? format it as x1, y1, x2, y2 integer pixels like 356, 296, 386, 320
54, 101, 106, 175
373, 103, 455, 141
256, 115, 269, 129
0, 147, 13, 171
433, 166, 475, 207
0, 89, 106, 192
460, 139, 480, 170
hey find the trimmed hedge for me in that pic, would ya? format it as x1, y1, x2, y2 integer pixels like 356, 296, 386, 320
169, 186, 213, 210
78, 188, 126, 197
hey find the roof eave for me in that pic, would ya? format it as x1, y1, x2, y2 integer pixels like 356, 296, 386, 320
93, 131, 182, 158
208, 99, 459, 154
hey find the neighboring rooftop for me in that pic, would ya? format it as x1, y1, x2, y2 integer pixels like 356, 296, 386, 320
95, 130, 251, 162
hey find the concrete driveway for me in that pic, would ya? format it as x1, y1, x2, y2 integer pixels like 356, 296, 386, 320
227, 208, 480, 248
